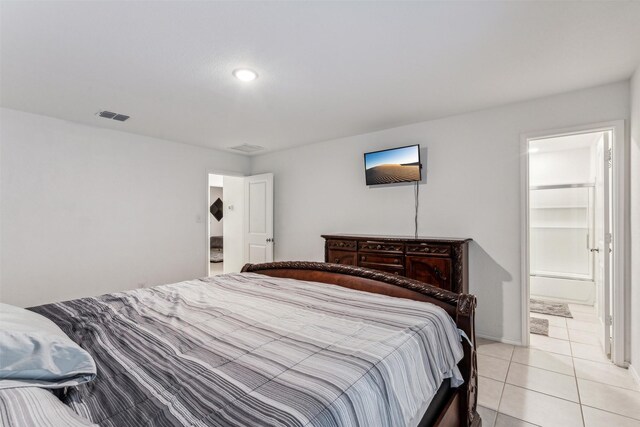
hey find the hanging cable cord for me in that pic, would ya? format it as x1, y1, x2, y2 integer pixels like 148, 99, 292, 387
414, 180, 419, 239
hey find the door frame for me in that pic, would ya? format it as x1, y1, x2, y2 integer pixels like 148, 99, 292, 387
205, 170, 245, 276
520, 120, 627, 366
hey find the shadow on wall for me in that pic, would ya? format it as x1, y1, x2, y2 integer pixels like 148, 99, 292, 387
469, 241, 513, 342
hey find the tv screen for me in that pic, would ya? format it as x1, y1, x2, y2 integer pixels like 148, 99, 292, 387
364, 145, 421, 185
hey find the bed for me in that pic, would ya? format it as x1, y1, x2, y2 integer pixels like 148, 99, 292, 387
2, 262, 480, 427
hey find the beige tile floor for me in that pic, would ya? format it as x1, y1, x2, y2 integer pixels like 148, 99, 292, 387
477, 304, 640, 427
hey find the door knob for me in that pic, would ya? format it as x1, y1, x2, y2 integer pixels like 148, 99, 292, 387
590, 248, 600, 253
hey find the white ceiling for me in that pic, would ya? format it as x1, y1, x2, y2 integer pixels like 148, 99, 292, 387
2, 1, 640, 154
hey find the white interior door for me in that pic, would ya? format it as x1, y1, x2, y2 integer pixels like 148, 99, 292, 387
222, 176, 246, 273
244, 173, 274, 264
594, 132, 612, 357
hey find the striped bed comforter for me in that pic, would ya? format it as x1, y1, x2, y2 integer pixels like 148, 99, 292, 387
10, 272, 464, 427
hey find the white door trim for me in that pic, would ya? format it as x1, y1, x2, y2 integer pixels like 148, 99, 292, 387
205, 170, 245, 275
520, 120, 627, 366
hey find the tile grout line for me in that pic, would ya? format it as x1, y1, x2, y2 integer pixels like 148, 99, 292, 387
571, 341, 587, 427
508, 360, 575, 378
504, 357, 640, 395
580, 403, 640, 422
578, 376, 640, 393
537, 307, 633, 424
508, 343, 582, 404
505, 383, 582, 407
528, 307, 595, 425
497, 332, 580, 424
494, 344, 540, 426
481, 338, 628, 376
530, 339, 610, 362
493, 345, 514, 414
478, 334, 638, 424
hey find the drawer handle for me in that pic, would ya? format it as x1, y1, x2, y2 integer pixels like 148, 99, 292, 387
432, 267, 447, 281
334, 259, 340, 263
361, 256, 366, 261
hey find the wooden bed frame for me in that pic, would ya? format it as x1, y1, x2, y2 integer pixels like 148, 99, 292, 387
241, 261, 481, 427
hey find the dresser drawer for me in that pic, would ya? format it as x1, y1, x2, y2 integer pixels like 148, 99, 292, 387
327, 249, 357, 265
358, 241, 404, 254
405, 256, 452, 290
406, 243, 451, 256
359, 253, 404, 266
326, 239, 357, 251
360, 263, 405, 276
359, 253, 405, 275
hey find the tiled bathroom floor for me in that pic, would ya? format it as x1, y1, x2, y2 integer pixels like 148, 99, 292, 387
476, 304, 640, 427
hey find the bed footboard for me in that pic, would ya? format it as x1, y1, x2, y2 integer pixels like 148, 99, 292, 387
241, 261, 480, 427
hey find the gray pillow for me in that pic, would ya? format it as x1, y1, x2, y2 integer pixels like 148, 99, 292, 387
0, 303, 96, 389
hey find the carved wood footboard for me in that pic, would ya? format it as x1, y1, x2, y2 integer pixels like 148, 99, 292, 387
241, 261, 481, 427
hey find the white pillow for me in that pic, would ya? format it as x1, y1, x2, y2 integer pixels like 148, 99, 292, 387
0, 303, 96, 389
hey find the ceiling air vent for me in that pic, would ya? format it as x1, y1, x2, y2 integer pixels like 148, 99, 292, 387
229, 144, 264, 153
96, 110, 130, 122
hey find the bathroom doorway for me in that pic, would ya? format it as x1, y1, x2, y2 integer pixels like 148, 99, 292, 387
521, 122, 626, 366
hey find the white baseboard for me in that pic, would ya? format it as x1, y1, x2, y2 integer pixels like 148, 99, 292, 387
476, 332, 523, 346
630, 364, 640, 387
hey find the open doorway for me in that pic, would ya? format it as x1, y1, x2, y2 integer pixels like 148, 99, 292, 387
206, 172, 274, 277
522, 122, 626, 367
208, 174, 224, 276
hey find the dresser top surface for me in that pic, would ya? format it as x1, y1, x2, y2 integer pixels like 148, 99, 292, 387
322, 234, 472, 244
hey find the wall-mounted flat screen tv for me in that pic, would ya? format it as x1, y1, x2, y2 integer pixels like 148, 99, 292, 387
364, 144, 421, 185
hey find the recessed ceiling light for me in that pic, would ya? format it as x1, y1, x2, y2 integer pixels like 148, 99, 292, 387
233, 68, 258, 82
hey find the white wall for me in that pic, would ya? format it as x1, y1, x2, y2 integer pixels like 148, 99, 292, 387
251, 81, 630, 344
0, 80, 634, 350
529, 146, 595, 186
630, 67, 640, 378
0, 108, 250, 307
209, 186, 223, 236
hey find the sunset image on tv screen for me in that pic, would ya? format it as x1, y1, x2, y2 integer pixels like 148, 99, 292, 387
365, 146, 421, 185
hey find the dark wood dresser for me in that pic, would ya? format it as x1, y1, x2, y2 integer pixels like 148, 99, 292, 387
322, 234, 472, 294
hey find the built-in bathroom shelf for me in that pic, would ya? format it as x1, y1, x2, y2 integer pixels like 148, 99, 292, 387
531, 205, 588, 209
530, 225, 588, 229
